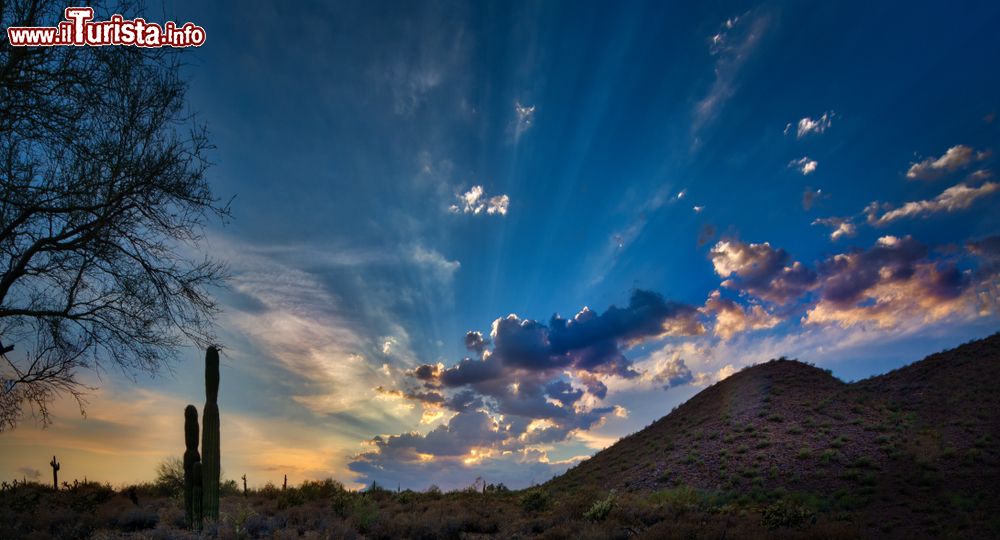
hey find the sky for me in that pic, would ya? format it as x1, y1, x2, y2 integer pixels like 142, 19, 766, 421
2, 0, 1000, 491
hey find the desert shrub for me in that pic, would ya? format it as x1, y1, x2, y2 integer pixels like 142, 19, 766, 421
583, 491, 616, 522
768, 414, 784, 423
225, 502, 257, 540
820, 449, 840, 464
760, 500, 815, 529
853, 456, 874, 469
797, 447, 812, 460
299, 478, 345, 501
276, 489, 305, 509
154, 457, 185, 498
520, 489, 551, 512
110, 506, 159, 531
349, 498, 380, 534
649, 485, 701, 509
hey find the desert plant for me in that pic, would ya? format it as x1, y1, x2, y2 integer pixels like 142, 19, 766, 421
202, 346, 221, 521
49, 456, 59, 490
520, 488, 550, 512
760, 499, 815, 529
183, 404, 201, 528
154, 456, 185, 497
584, 491, 616, 521
192, 461, 204, 531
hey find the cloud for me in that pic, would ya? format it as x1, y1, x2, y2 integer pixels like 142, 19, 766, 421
868, 182, 999, 225
709, 240, 817, 303
17, 467, 40, 480
410, 246, 460, 283
512, 102, 535, 140
650, 357, 694, 389
693, 11, 769, 135
350, 290, 705, 488
785, 111, 834, 138
707, 234, 999, 332
450, 185, 510, 216
693, 205, 705, 213
701, 290, 780, 340
790, 157, 818, 175
803, 235, 991, 329
812, 217, 857, 241
697, 224, 717, 246
802, 187, 825, 210
906, 145, 990, 180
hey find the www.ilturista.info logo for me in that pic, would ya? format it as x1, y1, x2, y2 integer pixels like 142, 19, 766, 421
6, 7, 205, 47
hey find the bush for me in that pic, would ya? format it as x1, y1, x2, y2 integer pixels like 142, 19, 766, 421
760, 500, 815, 529
584, 491, 616, 522
797, 447, 812, 460
110, 507, 159, 531
520, 489, 551, 512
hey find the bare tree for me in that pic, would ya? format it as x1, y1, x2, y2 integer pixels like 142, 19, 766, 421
0, 0, 229, 431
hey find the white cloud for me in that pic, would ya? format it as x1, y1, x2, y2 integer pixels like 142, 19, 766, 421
870, 182, 999, 225
906, 145, 990, 180
512, 102, 535, 140
701, 290, 780, 340
785, 111, 835, 138
450, 185, 510, 216
789, 156, 818, 175
411, 245, 461, 283
811, 217, 857, 241
693, 12, 769, 136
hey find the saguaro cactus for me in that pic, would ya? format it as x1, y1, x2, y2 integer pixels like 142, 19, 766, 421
283, 474, 287, 491
192, 461, 204, 531
241, 474, 247, 496
183, 405, 201, 529
201, 346, 221, 521
49, 456, 60, 490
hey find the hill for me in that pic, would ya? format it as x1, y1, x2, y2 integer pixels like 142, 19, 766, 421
547, 333, 1000, 536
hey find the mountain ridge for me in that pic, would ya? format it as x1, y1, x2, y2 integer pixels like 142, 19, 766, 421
545, 333, 1000, 535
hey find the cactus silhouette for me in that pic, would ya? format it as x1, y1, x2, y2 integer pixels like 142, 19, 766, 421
183, 404, 201, 529
201, 346, 221, 521
192, 461, 204, 531
49, 456, 59, 490
242, 473, 247, 496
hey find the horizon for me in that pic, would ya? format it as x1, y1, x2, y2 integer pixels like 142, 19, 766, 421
2, 0, 1000, 493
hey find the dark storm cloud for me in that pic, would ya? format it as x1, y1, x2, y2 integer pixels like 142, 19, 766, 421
464, 331, 488, 354
545, 380, 584, 407
410, 363, 441, 381
968, 235, 1000, 274
437, 290, 703, 386
816, 236, 927, 306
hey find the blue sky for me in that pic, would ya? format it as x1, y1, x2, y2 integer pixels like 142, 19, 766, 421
3, 0, 1000, 491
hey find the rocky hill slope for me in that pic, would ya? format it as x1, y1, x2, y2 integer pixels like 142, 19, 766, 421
548, 333, 1000, 536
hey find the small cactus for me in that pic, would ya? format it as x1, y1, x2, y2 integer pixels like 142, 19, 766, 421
49, 456, 60, 490
283, 474, 287, 491
242, 474, 247, 496
183, 405, 201, 529
201, 346, 221, 521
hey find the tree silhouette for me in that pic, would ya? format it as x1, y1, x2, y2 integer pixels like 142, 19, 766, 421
0, 0, 229, 431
